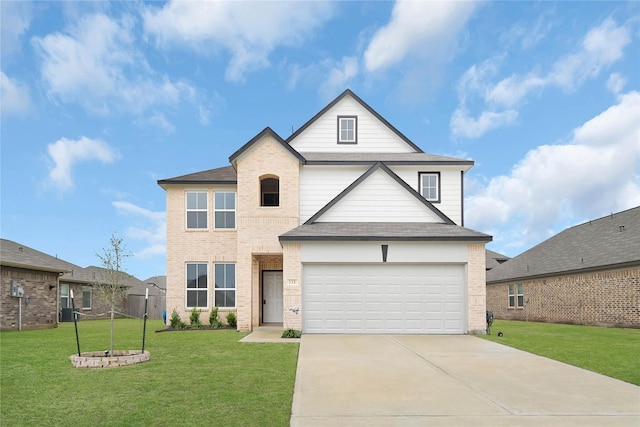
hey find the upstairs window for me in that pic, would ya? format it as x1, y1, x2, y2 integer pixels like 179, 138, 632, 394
338, 116, 357, 144
186, 191, 208, 229
215, 192, 236, 229
261, 177, 279, 206
419, 172, 440, 203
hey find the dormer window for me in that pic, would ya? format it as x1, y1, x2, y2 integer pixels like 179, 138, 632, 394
338, 116, 357, 144
260, 177, 279, 206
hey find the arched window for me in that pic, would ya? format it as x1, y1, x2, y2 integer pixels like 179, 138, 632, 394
260, 177, 279, 206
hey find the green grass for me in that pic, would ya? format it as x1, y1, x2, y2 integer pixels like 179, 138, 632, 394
479, 320, 640, 385
1, 319, 299, 426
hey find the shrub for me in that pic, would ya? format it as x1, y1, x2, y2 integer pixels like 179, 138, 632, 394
281, 329, 301, 338
169, 308, 186, 329
226, 311, 237, 328
189, 307, 203, 328
209, 307, 223, 328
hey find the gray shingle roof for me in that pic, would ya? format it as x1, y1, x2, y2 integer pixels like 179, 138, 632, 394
1, 238, 73, 273
1, 238, 99, 283
279, 222, 492, 242
486, 249, 510, 270
301, 152, 473, 165
487, 206, 640, 283
157, 165, 237, 185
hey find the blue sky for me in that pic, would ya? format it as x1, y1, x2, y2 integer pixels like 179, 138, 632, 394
2, 1, 639, 281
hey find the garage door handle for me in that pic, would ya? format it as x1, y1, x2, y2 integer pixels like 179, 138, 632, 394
263, 299, 266, 305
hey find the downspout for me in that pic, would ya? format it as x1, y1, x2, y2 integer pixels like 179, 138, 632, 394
461, 170, 465, 227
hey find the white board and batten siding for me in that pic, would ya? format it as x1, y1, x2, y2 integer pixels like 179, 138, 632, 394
300, 242, 469, 334
390, 166, 463, 225
299, 165, 370, 224
314, 168, 443, 223
299, 165, 463, 225
289, 96, 416, 153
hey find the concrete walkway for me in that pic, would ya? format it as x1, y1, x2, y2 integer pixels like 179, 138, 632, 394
290, 335, 640, 426
239, 326, 300, 343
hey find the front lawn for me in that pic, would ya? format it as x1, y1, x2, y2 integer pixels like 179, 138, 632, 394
1, 319, 299, 426
479, 320, 640, 385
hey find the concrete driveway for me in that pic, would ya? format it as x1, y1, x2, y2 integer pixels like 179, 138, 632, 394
290, 335, 639, 426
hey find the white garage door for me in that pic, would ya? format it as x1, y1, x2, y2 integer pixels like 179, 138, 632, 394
303, 264, 465, 334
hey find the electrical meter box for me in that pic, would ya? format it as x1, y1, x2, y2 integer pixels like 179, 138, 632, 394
9, 280, 24, 298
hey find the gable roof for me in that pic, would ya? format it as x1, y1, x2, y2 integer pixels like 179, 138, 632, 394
286, 89, 423, 153
305, 162, 454, 225
1, 238, 96, 283
1, 238, 73, 274
487, 206, 640, 283
158, 166, 237, 185
280, 222, 492, 242
229, 127, 305, 164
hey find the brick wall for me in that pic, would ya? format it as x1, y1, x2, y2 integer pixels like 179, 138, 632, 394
467, 242, 488, 333
486, 266, 640, 328
235, 136, 300, 331
1, 266, 58, 330
164, 184, 238, 325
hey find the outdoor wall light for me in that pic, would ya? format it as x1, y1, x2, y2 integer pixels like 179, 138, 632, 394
49, 284, 56, 290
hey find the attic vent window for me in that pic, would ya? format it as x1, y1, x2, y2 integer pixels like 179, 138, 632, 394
338, 116, 357, 144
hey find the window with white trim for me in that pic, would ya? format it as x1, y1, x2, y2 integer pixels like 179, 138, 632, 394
508, 283, 524, 308
186, 263, 208, 308
214, 263, 236, 308
214, 192, 236, 229
82, 287, 92, 309
419, 172, 440, 203
60, 284, 69, 308
186, 191, 208, 229
338, 116, 357, 144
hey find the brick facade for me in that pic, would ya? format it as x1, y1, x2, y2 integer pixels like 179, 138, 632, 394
467, 242, 487, 333
1, 266, 58, 330
486, 266, 640, 328
235, 136, 300, 331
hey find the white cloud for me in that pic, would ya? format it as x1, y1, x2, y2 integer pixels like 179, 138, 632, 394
1, 71, 30, 116
46, 136, 118, 190
1, 1, 32, 57
112, 201, 166, 260
450, 108, 518, 139
606, 73, 626, 95
32, 12, 205, 120
142, 1, 335, 82
363, 1, 478, 73
465, 91, 640, 251
451, 18, 632, 139
319, 57, 359, 100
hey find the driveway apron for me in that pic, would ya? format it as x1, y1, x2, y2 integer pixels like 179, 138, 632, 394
290, 335, 639, 427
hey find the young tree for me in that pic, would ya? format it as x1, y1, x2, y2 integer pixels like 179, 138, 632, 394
95, 234, 131, 354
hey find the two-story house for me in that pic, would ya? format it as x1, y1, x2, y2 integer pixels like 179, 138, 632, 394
158, 89, 491, 334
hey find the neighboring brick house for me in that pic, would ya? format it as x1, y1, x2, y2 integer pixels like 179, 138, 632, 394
486, 207, 640, 328
1, 239, 135, 330
159, 89, 492, 334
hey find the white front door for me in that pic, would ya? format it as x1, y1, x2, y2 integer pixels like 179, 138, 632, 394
263, 271, 283, 323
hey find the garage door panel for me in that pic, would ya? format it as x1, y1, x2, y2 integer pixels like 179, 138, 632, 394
303, 263, 466, 334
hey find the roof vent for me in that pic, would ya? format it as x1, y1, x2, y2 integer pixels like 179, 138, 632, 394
619, 225, 625, 232
18, 247, 23, 253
